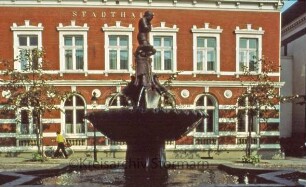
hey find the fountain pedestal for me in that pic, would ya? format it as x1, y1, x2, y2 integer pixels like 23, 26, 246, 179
125, 139, 167, 180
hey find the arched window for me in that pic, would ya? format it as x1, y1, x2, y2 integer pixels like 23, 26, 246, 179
108, 94, 130, 108
195, 94, 218, 133
237, 97, 258, 133
18, 97, 39, 135
64, 95, 85, 134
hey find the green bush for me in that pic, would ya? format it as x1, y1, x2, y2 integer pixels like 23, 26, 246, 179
32, 152, 44, 162
242, 154, 260, 164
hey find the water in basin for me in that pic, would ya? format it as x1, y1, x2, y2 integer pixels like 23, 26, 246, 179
37, 167, 262, 186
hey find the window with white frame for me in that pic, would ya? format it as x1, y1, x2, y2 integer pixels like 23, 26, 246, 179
196, 37, 216, 71
102, 22, 134, 74
235, 24, 264, 73
150, 22, 178, 73
238, 38, 258, 72
191, 23, 222, 74
108, 35, 129, 70
108, 95, 131, 108
63, 36, 84, 70
64, 95, 86, 134
11, 20, 43, 71
17, 98, 40, 135
237, 97, 258, 133
57, 20, 89, 74
19, 110, 39, 134
153, 36, 173, 71
195, 94, 218, 134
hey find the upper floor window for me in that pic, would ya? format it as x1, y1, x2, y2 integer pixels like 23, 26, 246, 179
102, 21, 134, 75
191, 23, 222, 75
11, 20, 43, 71
150, 22, 179, 73
194, 94, 218, 134
57, 20, 89, 75
64, 95, 86, 134
196, 37, 216, 71
239, 38, 258, 72
64, 36, 84, 70
153, 36, 173, 71
235, 24, 264, 73
108, 35, 129, 70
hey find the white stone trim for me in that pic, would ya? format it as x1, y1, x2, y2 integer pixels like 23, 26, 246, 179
235, 24, 264, 74
218, 131, 236, 136
5, 79, 281, 88
260, 131, 280, 136
0, 0, 283, 11
191, 133, 219, 138
30, 69, 281, 77
0, 133, 16, 137
151, 22, 179, 33
260, 144, 281, 149
0, 119, 15, 123
41, 118, 61, 124
259, 118, 280, 123
57, 20, 89, 76
11, 20, 44, 70
219, 118, 236, 123
102, 21, 134, 75
191, 23, 222, 76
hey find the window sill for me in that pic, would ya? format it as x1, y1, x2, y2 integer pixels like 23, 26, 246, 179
153, 70, 177, 74
192, 71, 220, 77
104, 70, 134, 76
236, 133, 260, 137
234, 71, 259, 78
65, 134, 87, 139
59, 70, 88, 76
193, 133, 219, 138
16, 134, 37, 139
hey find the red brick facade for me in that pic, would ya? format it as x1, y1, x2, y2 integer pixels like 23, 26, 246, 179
0, 1, 282, 156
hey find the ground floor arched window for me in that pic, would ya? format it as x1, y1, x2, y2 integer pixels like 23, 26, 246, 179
195, 94, 218, 134
64, 95, 86, 134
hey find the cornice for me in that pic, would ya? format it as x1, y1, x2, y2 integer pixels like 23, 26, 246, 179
31, 79, 284, 88
282, 13, 306, 40
0, 0, 283, 11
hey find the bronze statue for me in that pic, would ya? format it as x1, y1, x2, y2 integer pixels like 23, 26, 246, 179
137, 11, 154, 47
121, 10, 167, 108
136, 11, 156, 57
134, 10, 156, 90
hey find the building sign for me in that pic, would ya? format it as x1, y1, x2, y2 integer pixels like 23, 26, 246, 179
72, 11, 143, 19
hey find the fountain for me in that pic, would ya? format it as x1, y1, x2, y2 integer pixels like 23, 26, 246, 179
85, 11, 205, 181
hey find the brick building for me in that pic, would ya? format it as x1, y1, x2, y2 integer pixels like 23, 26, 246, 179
0, 0, 283, 158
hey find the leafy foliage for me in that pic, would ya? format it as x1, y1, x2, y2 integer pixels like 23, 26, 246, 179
0, 49, 73, 114
0, 48, 74, 158
237, 57, 281, 158
238, 57, 281, 119
242, 154, 260, 164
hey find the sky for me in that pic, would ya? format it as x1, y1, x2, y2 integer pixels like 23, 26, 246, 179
281, 0, 297, 12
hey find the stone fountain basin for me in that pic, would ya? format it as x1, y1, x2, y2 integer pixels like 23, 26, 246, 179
85, 108, 205, 142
